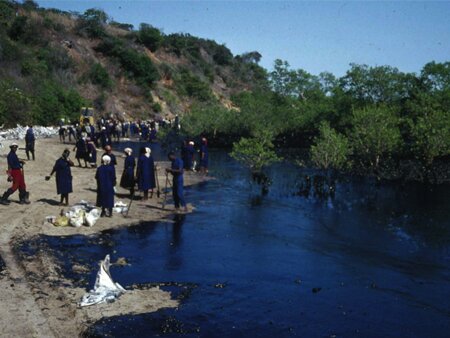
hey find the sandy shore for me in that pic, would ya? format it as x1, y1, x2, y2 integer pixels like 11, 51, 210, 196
0, 137, 207, 337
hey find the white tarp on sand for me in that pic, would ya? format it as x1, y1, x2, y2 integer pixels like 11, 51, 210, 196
80, 255, 126, 307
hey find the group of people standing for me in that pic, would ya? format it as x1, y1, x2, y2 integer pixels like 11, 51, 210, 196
181, 137, 209, 175
1, 124, 206, 216
58, 118, 161, 147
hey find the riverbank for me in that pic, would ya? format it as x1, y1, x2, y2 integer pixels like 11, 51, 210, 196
0, 136, 208, 337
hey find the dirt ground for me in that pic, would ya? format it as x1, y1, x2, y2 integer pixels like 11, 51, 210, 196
0, 137, 207, 337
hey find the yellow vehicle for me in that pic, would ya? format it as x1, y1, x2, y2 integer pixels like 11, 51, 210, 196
79, 107, 95, 126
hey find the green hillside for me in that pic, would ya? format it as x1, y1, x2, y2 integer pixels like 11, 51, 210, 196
0, 0, 267, 126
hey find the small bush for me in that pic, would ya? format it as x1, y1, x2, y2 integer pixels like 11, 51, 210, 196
0, 34, 21, 61
96, 37, 159, 86
152, 102, 162, 112
110, 21, 133, 31
137, 23, 163, 52
231, 130, 281, 172
88, 63, 112, 89
0, 81, 33, 127
37, 46, 72, 71
310, 122, 351, 170
176, 69, 213, 101
212, 44, 233, 65
0, 1, 15, 27
21, 59, 48, 76
8, 15, 28, 40
76, 8, 108, 38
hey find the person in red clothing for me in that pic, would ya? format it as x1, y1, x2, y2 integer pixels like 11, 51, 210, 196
0, 143, 30, 205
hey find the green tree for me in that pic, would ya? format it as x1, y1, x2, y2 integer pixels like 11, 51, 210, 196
230, 130, 281, 172
350, 106, 401, 173
310, 122, 351, 170
410, 110, 450, 166
340, 63, 412, 106
270, 59, 323, 100
182, 104, 239, 139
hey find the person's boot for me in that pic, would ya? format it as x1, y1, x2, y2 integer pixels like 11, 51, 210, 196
100, 208, 106, 217
0, 189, 13, 205
143, 191, 149, 201
107, 208, 113, 217
19, 191, 31, 205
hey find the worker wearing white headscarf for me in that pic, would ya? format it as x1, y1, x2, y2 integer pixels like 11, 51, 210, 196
137, 146, 156, 200
95, 155, 116, 217
120, 148, 135, 197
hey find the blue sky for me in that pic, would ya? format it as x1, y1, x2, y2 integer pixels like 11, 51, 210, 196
36, 1, 450, 77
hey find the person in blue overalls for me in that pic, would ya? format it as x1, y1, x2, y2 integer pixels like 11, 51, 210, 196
25, 126, 35, 161
95, 155, 116, 217
73, 136, 88, 168
166, 152, 188, 212
136, 147, 156, 200
46, 149, 74, 206
120, 147, 136, 198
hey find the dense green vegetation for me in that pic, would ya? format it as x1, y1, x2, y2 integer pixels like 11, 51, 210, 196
181, 59, 450, 182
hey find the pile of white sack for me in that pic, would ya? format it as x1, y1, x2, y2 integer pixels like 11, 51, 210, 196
66, 200, 100, 227
0, 124, 58, 142
46, 200, 128, 227
46, 200, 100, 227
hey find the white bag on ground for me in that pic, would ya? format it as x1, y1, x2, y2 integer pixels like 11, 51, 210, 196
85, 208, 100, 227
68, 208, 85, 227
113, 201, 128, 214
80, 255, 126, 307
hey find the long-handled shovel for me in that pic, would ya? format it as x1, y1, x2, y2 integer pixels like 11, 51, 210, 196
162, 173, 169, 209
155, 166, 161, 198
123, 180, 136, 217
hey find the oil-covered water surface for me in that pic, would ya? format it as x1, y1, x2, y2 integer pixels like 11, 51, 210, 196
43, 148, 450, 337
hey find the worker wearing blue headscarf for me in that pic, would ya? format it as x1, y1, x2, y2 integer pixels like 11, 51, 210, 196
95, 155, 116, 217
166, 152, 187, 212
136, 147, 156, 200
46, 149, 74, 206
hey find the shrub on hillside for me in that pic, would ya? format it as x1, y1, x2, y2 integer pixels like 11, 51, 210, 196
110, 21, 133, 31
0, 34, 21, 61
0, 0, 15, 28
96, 37, 159, 87
7, 14, 46, 45
21, 59, 48, 76
137, 23, 163, 52
176, 69, 213, 101
87, 63, 112, 89
212, 44, 233, 66
76, 8, 108, 38
37, 46, 72, 71
0, 80, 33, 127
